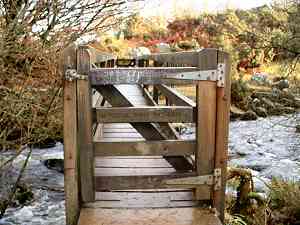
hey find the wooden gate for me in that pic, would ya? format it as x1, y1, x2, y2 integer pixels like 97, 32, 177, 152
62, 45, 231, 225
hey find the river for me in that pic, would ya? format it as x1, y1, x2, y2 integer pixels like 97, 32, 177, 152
0, 113, 299, 225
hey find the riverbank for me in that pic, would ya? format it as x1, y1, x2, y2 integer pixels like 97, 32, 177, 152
0, 113, 299, 225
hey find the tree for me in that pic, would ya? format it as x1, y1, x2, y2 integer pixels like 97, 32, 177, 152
0, 0, 141, 45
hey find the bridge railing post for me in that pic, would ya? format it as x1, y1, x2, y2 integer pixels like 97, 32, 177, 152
213, 51, 231, 222
76, 45, 95, 203
62, 44, 81, 225
195, 49, 218, 201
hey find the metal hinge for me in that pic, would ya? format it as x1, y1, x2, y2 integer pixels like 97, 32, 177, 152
65, 69, 87, 82
164, 168, 222, 191
170, 63, 225, 87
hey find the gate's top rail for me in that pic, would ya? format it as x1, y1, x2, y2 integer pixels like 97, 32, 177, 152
65, 45, 228, 87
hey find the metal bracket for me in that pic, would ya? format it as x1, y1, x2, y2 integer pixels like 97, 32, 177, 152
65, 69, 87, 82
169, 63, 225, 87
217, 63, 225, 87
164, 168, 222, 191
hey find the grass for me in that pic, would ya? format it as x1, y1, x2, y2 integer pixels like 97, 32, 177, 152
225, 174, 300, 225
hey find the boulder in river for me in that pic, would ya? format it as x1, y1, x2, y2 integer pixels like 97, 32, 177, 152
43, 159, 64, 174
272, 79, 289, 90
230, 105, 245, 120
261, 97, 275, 111
240, 110, 258, 121
254, 107, 268, 118
296, 124, 300, 133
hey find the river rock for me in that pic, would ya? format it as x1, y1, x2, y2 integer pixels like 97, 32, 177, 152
296, 125, 300, 133
261, 97, 275, 110
280, 97, 294, 107
43, 159, 64, 174
254, 107, 268, 118
281, 106, 296, 114
230, 105, 245, 120
14, 206, 34, 222
251, 98, 261, 108
272, 79, 289, 90
240, 110, 258, 121
294, 97, 300, 108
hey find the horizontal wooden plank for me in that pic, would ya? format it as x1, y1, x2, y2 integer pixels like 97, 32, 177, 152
102, 132, 143, 138
156, 84, 196, 107
78, 207, 222, 225
103, 123, 134, 129
102, 128, 138, 133
94, 140, 196, 156
90, 67, 199, 85
99, 137, 145, 142
83, 199, 199, 208
146, 51, 200, 67
95, 190, 193, 201
97, 156, 163, 159
95, 157, 173, 168
94, 172, 211, 191
94, 167, 180, 176
95, 106, 195, 123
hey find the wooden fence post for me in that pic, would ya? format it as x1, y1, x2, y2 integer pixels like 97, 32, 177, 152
213, 51, 231, 222
77, 46, 95, 202
195, 49, 217, 200
62, 44, 80, 225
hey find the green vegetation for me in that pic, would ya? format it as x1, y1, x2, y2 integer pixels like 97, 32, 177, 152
225, 171, 300, 225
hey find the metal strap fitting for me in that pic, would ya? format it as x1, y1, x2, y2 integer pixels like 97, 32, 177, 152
217, 63, 225, 87
65, 69, 87, 82
170, 63, 226, 87
164, 168, 222, 190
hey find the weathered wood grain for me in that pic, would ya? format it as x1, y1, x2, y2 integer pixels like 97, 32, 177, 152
195, 49, 218, 200
95, 172, 203, 190
90, 67, 199, 85
147, 51, 200, 66
76, 46, 95, 202
94, 140, 196, 156
156, 84, 196, 107
78, 207, 222, 225
213, 51, 231, 222
62, 44, 80, 225
94, 106, 195, 123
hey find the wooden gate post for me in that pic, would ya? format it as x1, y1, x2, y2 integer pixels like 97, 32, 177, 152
213, 51, 231, 221
62, 45, 80, 225
77, 46, 95, 202
195, 49, 217, 200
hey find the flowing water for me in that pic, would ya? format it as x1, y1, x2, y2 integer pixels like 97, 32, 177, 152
0, 113, 299, 225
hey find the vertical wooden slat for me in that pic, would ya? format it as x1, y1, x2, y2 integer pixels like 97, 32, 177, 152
213, 51, 231, 222
153, 61, 161, 103
195, 49, 218, 200
62, 44, 80, 225
77, 46, 95, 202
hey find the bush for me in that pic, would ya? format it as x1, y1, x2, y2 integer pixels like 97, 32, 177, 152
268, 179, 300, 225
0, 39, 62, 150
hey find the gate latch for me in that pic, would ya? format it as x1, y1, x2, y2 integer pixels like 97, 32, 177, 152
164, 168, 222, 190
65, 69, 87, 82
